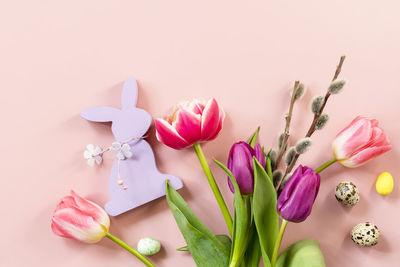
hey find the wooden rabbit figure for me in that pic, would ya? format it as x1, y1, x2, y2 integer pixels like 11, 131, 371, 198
81, 77, 183, 216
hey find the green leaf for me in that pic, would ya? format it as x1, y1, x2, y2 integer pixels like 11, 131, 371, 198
176, 246, 188, 252
165, 181, 230, 267
252, 158, 279, 267
214, 159, 250, 266
215, 234, 232, 252
177, 234, 232, 252
276, 239, 326, 267
248, 126, 260, 148
266, 150, 273, 178
243, 221, 262, 267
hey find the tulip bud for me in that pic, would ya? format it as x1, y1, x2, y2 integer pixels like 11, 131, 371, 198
294, 83, 306, 100
51, 191, 110, 243
311, 96, 324, 115
315, 113, 329, 130
328, 79, 346, 94
332, 116, 392, 167
284, 146, 296, 166
277, 165, 320, 223
227, 142, 265, 195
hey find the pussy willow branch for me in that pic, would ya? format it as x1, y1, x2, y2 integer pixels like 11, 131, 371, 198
273, 81, 300, 170
275, 55, 346, 191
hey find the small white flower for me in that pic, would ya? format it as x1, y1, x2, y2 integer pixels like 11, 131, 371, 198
110, 142, 122, 153
110, 142, 132, 160
83, 144, 103, 167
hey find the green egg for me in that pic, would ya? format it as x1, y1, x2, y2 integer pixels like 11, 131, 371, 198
137, 237, 161, 256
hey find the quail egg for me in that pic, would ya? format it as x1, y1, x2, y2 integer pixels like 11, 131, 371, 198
137, 237, 161, 256
351, 222, 380, 247
335, 181, 360, 206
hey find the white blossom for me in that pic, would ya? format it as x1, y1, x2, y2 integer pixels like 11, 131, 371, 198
83, 144, 103, 167
110, 142, 133, 160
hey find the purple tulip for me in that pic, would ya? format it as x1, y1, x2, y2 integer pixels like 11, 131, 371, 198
277, 165, 320, 223
227, 141, 266, 195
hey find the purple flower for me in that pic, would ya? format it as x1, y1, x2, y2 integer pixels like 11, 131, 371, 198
277, 165, 320, 223
227, 141, 265, 195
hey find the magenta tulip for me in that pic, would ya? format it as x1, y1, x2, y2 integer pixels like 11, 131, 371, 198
51, 190, 110, 243
155, 98, 224, 149
332, 116, 391, 167
277, 165, 320, 223
227, 141, 265, 195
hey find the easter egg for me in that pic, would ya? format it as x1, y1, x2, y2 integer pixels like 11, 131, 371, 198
350, 222, 380, 247
376, 172, 394, 195
335, 181, 360, 207
137, 237, 161, 256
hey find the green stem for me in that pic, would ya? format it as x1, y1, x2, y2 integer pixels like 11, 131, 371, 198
271, 220, 288, 267
105, 232, 156, 267
193, 143, 233, 235
315, 157, 337, 173
230, 196, 251, 267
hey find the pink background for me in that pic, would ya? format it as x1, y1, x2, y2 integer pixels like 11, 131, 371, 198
0, 1, 399, 266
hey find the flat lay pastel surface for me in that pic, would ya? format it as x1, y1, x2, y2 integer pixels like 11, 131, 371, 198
0, 1, 399, 266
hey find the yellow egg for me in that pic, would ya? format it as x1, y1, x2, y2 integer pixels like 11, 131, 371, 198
376, 172, 394, 195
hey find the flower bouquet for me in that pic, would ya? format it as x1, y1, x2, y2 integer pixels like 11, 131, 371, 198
154, 55, 391, 267
51, 56, 392, 267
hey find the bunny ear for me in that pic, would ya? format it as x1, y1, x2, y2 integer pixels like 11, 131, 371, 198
121, 77, 138, 109
81, 106, 120, 122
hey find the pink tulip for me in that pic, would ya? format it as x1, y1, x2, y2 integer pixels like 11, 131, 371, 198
332, 116, 392, 167
155, 98, 225, 149
51, 190, 110, 243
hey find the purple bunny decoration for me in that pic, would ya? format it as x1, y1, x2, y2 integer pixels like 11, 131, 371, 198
81, 77, 183, 216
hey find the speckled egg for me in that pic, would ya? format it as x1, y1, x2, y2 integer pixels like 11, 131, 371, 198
335, 181, 360, 206
351, 222, 380, 247
137, 237, 161, 256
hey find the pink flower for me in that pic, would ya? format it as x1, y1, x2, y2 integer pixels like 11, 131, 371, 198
51, 191, 110, 243
155, 98, 225, 149
332, 116, 392, 167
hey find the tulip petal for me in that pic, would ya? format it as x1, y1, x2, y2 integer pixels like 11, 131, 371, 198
55, 196, 77, 211
277, 166, 303, 211
51, 220, 70, 238
207, 112, 224, 140
332, 117, 373, 160
155, 118, 190, 149
187, 99, 205, 115
342, 145, 392, 167
313, 173, 321, 201
52, 208, 107, 243
366, 127, 391, 147
254, 144, 266, 168
70, 190, 110, 229
201, 98, 224, 141
227, 142, 255, 195
174, 108, 202, 144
